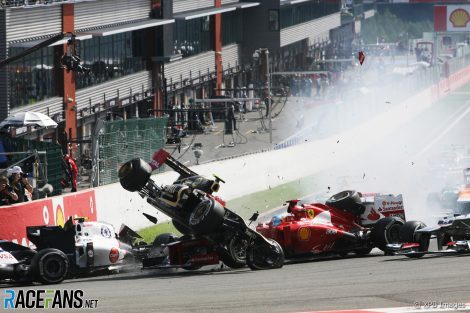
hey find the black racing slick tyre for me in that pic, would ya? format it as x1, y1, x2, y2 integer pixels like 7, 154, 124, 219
371, 217, 404, 252
118, 158, 152, 192
400, 222, 429, 259
188, 197, 225, 234
326, 190, 365, 216
172, 219, 193, 235
399, 221, 427, 243
31, 249, 69, 284
218, 237, 247, 269
246, 239, 284, 270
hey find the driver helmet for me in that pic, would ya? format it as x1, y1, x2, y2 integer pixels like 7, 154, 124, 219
271, 214, 283, 226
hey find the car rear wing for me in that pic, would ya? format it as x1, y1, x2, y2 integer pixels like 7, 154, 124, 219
360, 194, 405, 226
150, 149, 197, 179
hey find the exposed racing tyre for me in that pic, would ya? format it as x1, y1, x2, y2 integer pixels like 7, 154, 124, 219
152, 233, 179, 247
325, 190, 365, 216
399, 221, 427, 243
354, 248, 373, 256
188, 197, 225, 234
118, 158, 152, 192
172, 219, 193, 235
218, 237, 247, 269
246, 239, 284, 270
371, 217, 404, 252
31, 249, 69, 284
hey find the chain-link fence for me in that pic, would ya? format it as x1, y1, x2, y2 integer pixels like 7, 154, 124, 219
96, 117, 168, 186
0, 135, 64, 196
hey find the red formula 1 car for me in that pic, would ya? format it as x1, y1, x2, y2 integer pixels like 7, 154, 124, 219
256, 191, 406, 258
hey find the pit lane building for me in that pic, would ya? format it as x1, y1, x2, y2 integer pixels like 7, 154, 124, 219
0, 0, 374, 144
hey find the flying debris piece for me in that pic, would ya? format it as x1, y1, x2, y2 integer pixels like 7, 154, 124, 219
143, 212, 158, 224
337, 140, 340, 143
358, 51, 366, 65
411, 162, 414, 166
385, 101, 391, 104
328, 186, 331, 191
363, 173, 366, 179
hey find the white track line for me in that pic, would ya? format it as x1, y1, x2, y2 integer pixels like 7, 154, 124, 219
414, 102, 470, 159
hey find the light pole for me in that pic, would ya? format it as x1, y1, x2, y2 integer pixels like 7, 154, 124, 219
253, 48, 272, 144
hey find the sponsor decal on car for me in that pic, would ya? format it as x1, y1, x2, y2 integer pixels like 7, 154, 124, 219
325, 229, 338, 235
298, 227, 311, 241
375, 195, 404, 213
367, 208, 380, 221
100, 225, 112, 238
0, 250, 17, 265
109, 247, 119, 263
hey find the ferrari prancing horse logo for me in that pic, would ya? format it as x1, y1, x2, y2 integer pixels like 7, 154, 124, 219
307, 209, 315, 219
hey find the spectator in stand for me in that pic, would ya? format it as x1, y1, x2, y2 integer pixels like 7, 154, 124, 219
7, 166, 33, 203
64, 154, 78, 192
0, 176, 18, 206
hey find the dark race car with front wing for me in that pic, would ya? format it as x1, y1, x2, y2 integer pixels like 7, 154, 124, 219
256, 191, 407, 258
118, 149, 284, 271
387, 214, 470, 258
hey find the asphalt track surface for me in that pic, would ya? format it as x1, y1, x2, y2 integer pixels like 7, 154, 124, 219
3, 87, 470, 313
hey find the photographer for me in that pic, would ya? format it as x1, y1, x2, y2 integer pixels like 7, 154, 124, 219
7, 166, 33, 203
0, 176, 18, 206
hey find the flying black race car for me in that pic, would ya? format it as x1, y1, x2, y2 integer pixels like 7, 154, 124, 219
118, 149, 284, 270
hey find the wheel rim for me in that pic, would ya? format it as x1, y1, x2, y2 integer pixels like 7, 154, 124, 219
250, 240, 282, 269
230, 238, 247, 263
189, 201, 211, 226
43, 256, 65, 281
387, 223, 401, 243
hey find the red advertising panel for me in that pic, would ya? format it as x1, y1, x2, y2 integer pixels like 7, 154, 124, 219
434, 5, 448, 31
0, 190, 97, 247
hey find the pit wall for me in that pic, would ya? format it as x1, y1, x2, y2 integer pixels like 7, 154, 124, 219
2, 66, 470, 244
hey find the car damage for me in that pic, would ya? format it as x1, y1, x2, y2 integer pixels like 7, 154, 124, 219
118, 149, 284, 271
257, 190, 406, 258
